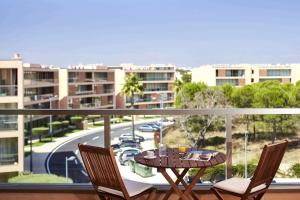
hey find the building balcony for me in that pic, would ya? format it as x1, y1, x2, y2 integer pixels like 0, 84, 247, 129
0, 115, 18, 130
0, 85, 18, 96
0, 108, 300, 199
24, 79, 56, 86
75, 90, 95, 95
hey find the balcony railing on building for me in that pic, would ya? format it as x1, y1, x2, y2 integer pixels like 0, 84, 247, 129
0, 85, 18, 96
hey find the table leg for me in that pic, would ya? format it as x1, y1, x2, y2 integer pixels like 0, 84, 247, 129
183, 168, 206, 197
159, 168, 190, 200
171, 169, 198, 200
163, 168, 189, 200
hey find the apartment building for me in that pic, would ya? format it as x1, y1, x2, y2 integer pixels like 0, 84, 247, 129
0, 54, 24, 180
59, 65, 115, 109
116, 64, 176, 109
23, 64, 59, 126
191, 64, 300, 86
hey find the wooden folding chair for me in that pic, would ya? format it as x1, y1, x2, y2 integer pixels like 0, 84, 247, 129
78, 144, 156, 200
211, 140, 288, 200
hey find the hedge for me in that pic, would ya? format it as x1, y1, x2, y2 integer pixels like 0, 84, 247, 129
61, 120, 70, 129
32, 127, 49, 141
70, 116, 83, 124
8, 173, 73, 183
48, 121, 62, 131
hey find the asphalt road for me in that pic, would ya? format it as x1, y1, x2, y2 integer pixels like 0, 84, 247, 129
46, 123, 146, 183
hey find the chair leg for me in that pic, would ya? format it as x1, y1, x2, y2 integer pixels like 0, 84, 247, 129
146, 188, 157, 200
210, 188, 224, 200
254, 193, 265, 200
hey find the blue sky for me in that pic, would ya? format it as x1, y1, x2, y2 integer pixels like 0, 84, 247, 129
1, 0, 300, 67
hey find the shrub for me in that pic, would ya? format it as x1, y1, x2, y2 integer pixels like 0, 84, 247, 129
70, 116, 83, 124
206, 136, 226, 146
61, 120, 70, 129
233, 163, 257, 178
87, 115, 101, 124
32, 127, 49, 141
48, 121, 62, 131
70, 116, 83, 129
290, 163, 300, 177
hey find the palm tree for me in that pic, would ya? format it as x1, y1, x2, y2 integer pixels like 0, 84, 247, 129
174, 79, 183, 94
121, 73, 144, 139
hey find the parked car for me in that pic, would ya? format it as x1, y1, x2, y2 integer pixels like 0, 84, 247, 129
119, 133, 145, 143
112, 140, 141, 154
118, 147, 141, 165
146, 122, 161, 129
157, 118, 174, 127
138, 124, 159, 132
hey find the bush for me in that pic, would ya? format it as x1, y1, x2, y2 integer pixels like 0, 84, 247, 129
70, 116, 83, 129
206, 136, 226, 146
61, 120, 70, 129
70, 116, 83, 124
290, 163, 300, 177
87, 115, 101, 124
32, 127, 49, 141
233, 163, 257, 178
48, 121, 62, 131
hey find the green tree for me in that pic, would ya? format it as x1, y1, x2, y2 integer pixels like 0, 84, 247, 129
175, 82, 207, 108
121, 73, 144, 139
178, 87, 230, 147
174, 79, 183, 95
232, 84, 257, 136
181, 73, 191, 83
253, 81, 296, 143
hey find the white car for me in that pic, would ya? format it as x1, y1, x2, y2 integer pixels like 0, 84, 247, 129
117, 147, 141, 165
138, 124, 159, 132
157, 119, 175, 127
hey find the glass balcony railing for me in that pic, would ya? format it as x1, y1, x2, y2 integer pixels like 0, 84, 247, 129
139, 77, 173, 81
0, 108, 299, 190
0, 85, 18, 96
80, 103, 101, 108
75, 90, 94, 95
0, 115, 18, 130
24, 79, 56, 85
144, 88, 169, 92
24, 94, 57, 102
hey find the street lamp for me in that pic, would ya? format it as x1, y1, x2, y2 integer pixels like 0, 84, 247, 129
49, 95, 58, 141
65, 156, 76, 183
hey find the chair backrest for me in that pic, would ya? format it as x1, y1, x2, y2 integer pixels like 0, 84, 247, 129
246, 140, 288, 194
78, 144, 129, 198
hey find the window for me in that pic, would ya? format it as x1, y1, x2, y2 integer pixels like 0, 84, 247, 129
225, 70, 244, 77
266, 69, 291, 76
216, 79, 239, 86
0, 138, 18, 166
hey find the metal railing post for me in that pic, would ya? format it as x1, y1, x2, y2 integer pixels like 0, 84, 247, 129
29, 115, 33, 172
104, 115, 111, 148
225, 114, 233, 179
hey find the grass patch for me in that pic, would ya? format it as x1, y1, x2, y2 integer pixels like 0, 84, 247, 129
8, 173, 73, 183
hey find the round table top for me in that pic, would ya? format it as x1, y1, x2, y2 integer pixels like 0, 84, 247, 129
134, 148, 226, 168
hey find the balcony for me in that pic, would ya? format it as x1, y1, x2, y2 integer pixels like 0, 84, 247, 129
0, 115, 18, 130
79, 103, 101, 109
0, 85, 18, 96
0, 108, 300, 199
24, 79, 56, 86
75, 90, 94, 95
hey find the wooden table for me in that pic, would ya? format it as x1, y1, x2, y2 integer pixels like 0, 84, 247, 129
134, 148, 226, 200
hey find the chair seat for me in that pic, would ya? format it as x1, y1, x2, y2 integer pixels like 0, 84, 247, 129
213, 177, 266, 195
98, 179, 153, 197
